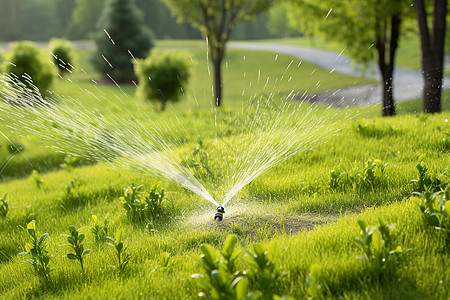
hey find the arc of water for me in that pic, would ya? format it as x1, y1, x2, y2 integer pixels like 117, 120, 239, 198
0, 74, 219, 207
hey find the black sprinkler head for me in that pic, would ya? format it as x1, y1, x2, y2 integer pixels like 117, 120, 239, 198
214, 206, 225, 221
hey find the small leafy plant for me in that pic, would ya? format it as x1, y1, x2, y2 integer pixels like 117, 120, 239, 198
354, 218, 404, 278
120, 184, 173, 223
180, 140, 214, 180
329, 169, 345, 191
107, 229, 131, 273
61, 154, 77, 172
159, 252, 171, 272
60, 225, 90, 272
31, 170, 44, 189
143, 184, 174, 221
243, 243, 283, 298
91, 214, 109, 243
20, 221, 54, 282
192, 234, 251, 299
306, 264, 330, 300
352, 119, 397, 138
329, 159, 388, 191
60, 178, 87, 210
192, 235, 286, 299
7, 141, 25, 155
411, 185, 450, 230
0, 194, 8, 218
410, 154, 448, 192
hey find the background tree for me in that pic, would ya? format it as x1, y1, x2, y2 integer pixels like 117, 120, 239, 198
413, 0, 447, 113
162, 0, 274, 107
71, 0, 107, 39
266, 4, 296, 37
134, 50, 191, 111
135, 0, 202, 39
92, 0, 153, 83
53, 0, 76, 37
0, 0, 60, 41
287, 0, 415, 116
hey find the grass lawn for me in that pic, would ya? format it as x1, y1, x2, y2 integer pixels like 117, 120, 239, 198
0, 40, 449, 299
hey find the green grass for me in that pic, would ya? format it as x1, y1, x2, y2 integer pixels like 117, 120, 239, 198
0, 40, 449, 299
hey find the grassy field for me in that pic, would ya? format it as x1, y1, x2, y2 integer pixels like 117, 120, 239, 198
0, 40, 449, 299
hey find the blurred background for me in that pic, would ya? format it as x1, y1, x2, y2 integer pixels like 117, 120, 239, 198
0, 0, 298, 42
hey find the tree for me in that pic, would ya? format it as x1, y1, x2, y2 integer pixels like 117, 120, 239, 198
71, 0, 107, 39
53, 0, 76, 37
162, 0, 274, 107
0, 0, 60, 42
135, 0, 201, 39
267, 4, 295, 37
413, 0, 447, 113
287, 0, 414, 116
134, 50, 191, 111
92, 0, 153, 83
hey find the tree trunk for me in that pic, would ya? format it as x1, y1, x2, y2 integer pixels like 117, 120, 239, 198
423, 68, 442, 113
381, 74, 396, 116
376, 15, 400, 117
414, 0, 447, 113
213, 57, 223, 106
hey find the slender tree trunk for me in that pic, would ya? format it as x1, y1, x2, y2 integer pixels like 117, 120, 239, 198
211, 43, 225, 107
213, 57, 223, 106
414, 0, 447, 113
376, 16, 400, 117
381, 74, 396, 116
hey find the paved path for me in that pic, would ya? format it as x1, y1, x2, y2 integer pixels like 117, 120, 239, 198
230, 42, 450, 107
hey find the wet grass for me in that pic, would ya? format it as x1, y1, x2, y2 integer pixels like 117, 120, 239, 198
0, 41, 449, 298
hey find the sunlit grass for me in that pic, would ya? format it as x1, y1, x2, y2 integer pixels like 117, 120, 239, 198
0, 40, 449, 299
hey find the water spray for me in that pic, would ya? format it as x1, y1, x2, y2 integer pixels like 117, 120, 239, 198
214, 206, 225, 221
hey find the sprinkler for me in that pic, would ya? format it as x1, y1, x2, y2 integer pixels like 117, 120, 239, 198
214, 206, 225, 221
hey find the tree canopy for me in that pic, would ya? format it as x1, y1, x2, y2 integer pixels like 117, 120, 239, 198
91, 0, 153, 83
286, 0, 415, 116
162, 0, 273, 106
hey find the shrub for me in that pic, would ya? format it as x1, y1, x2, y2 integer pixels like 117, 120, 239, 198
91, 0, 153, 82
134, 49, 191, 111
2, 41, 53, 96
48, 38, 75, 75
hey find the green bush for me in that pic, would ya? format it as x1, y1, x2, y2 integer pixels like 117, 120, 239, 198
2, 41, 53, 96
48, 38, 75, 75
92, 0, 153, 82
134, 49, 191, 111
